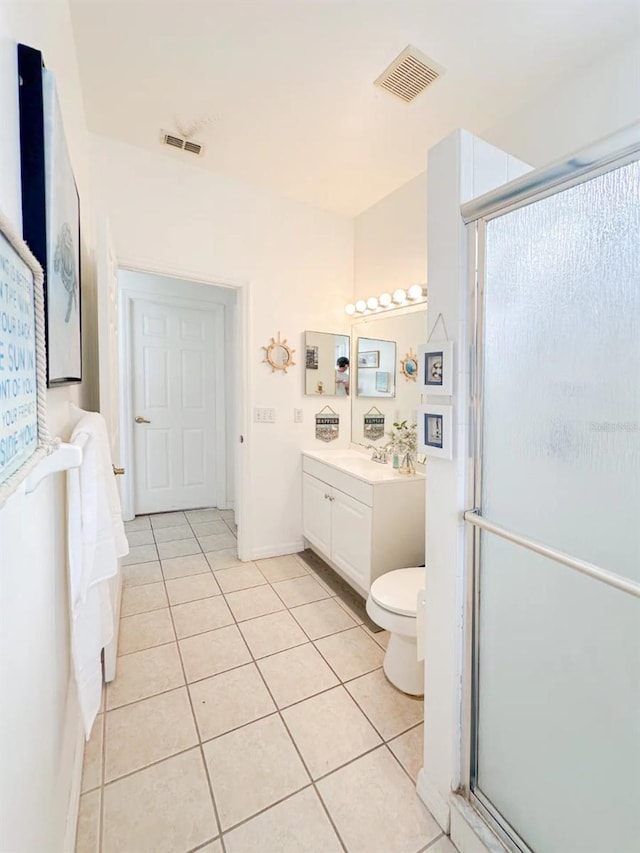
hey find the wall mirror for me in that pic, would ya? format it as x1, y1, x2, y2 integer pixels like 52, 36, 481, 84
356, 337, 396, 398
304, 331, 350, 395
262, 332, 296, 373
351, 306, 427, 446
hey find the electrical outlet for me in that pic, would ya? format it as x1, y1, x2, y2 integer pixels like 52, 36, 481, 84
294, 408, 303, 423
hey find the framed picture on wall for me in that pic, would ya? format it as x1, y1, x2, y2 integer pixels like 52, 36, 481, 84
18, 44, 82, 386
418, 340, 453, 395
418, 404, 453, 460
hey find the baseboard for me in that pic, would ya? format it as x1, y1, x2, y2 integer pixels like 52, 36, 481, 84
450, 795, 508, 853
250, 540, 305, 561
417, 769, 451, 833
63, 720, 85, 853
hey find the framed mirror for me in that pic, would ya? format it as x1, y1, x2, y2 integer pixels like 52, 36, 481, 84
262, 332, 295, 373
304, 331, 350, 395
400, 349, 418, 381
356, 337, 396, 398
351, 306, 427, 446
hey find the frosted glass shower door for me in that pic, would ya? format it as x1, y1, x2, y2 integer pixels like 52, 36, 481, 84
472, 160, 640, 852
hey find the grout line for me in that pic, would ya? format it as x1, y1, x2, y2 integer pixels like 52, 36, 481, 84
420, 831, 446, 851
218, 582, 350, 853
160, 559, 228, 852
98, 690, 106, 852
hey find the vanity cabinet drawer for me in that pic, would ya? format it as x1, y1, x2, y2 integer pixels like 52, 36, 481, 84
302, 456, 373, 507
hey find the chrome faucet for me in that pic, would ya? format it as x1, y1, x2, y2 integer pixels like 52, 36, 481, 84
369, 445, 388, 464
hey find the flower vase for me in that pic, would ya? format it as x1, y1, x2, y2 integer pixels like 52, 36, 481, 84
398, 451, 415, 475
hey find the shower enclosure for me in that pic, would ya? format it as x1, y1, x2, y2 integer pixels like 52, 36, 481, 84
461, 136, 640, 852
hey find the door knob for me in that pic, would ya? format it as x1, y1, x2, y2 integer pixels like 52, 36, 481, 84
113, 465, 125, 476
135, 416, 151, 424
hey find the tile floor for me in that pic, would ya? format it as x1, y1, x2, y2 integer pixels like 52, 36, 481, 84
76, 508, 454, 853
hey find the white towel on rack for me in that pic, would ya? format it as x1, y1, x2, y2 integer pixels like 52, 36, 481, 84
68, 410, 129, 738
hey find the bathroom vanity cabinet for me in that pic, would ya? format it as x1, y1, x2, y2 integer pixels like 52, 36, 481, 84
302, 451, 425, 598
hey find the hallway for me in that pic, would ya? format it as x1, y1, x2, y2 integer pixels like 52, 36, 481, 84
76, 509, 449, 853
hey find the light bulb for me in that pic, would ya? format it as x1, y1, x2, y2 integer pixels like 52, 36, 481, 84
366, 296, 379, 310
355, 299, 367, 313
392, 288, 406, 304
345, 303, 356, 315
379, 292, 392, 307
408, 284, 423, 300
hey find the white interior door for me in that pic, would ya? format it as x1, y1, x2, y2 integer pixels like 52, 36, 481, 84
132, 298, 221, 514
97, 219, 121, 461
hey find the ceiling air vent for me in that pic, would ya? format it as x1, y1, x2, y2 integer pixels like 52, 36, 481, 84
374, 45, 444, 103
160, 130, 205, 156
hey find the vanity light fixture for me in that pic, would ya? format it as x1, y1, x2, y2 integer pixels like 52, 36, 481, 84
344, 285, 427, 316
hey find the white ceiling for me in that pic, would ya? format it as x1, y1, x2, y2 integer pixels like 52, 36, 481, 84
69, 0, 639, 216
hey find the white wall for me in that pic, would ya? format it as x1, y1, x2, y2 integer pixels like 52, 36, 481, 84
90, 134, 354, 559
354, 171, 429, 301
0, 1, 96, 850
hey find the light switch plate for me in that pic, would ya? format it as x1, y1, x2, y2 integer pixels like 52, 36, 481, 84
294, 408, 303, 423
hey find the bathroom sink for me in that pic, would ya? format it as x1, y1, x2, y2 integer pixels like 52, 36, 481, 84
302, 449, 424, 484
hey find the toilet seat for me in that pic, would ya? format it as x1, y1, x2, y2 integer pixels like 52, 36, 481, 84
369, 567, 424, 617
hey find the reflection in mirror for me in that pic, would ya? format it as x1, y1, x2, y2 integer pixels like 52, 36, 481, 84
304, 331, 350, 395
351, 306, 427, 445
356, 337, 396, 398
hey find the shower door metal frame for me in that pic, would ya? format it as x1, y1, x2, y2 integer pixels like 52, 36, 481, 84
459, 124, 640, 853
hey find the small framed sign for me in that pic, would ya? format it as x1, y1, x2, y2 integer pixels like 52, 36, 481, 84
418, 404, 453, 460
418, 340, 453, 395
0, 207, 56, 506
315, 406, 339, 442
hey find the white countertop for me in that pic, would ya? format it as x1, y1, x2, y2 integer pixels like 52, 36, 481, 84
302, 448, 425, 485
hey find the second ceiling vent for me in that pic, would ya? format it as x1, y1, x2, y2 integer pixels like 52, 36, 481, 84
374, 45, 444, 103
160, 130, 204, 156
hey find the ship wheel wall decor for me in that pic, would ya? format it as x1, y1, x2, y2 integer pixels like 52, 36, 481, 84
262, 331, 296, 373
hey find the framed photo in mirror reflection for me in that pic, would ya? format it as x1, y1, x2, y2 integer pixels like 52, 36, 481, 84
358, 350, 380, 368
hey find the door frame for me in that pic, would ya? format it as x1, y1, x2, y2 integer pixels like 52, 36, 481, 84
459, 128, 640, 852
117, 258, 252, 562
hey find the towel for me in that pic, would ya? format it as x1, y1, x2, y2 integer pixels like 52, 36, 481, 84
67, 410, 129, 738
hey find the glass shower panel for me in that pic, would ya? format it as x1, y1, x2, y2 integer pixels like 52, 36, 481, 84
476, 534, 640, 852
475, 160, 640, 851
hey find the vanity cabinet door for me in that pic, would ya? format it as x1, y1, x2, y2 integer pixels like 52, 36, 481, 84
302, 473, 332, 556
331, 488, 372, 592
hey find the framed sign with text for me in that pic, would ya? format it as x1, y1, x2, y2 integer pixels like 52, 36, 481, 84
0, 208, 55, 506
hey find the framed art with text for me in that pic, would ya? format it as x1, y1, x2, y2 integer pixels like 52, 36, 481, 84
18, 43, 82, 386
0, 206, 56, 506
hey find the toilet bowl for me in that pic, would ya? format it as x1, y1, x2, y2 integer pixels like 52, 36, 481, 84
366, 567, 424, 696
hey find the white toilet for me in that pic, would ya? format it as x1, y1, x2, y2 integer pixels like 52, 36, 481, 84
366, 567, 425, 696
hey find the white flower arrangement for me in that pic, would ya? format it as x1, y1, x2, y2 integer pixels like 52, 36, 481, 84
386, 420, 418, 455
